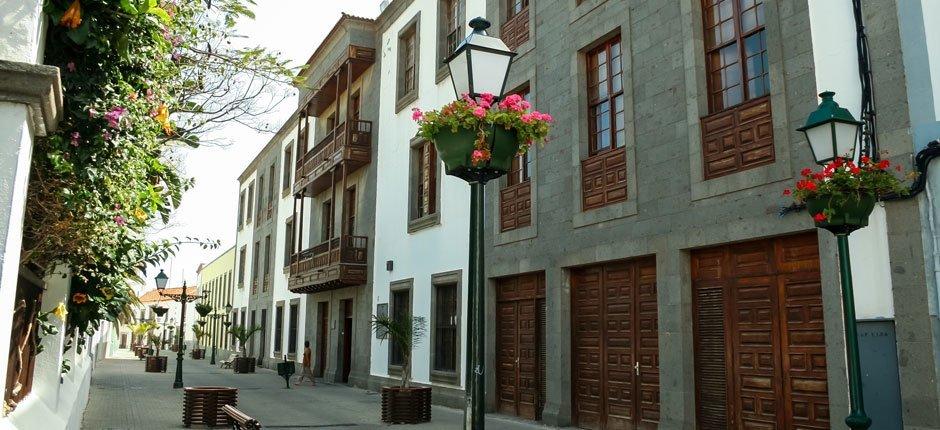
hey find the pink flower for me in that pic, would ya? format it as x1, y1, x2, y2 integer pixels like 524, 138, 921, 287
70, 132, 80, 146
519, 100, 531, 111
540, 113, 553, 123
113, 215, 126, 226
473, 106, 486, 118
478, 100, 491, 109
145, 89, 155, 101
411, 108, 423, 121
66, 61, 76, 72
104, 107, 128, 129
88, 108, 98, 118
471, 149, 491, 166
102, 130, 113, 141
480, 92, 495, 105
520, 113, 533, 124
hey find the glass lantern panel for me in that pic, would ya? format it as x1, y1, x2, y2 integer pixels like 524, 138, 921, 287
469, 50, 511, 97
834, 121, 859, 160
448, 51, 470, 99
805, 123, 835, 163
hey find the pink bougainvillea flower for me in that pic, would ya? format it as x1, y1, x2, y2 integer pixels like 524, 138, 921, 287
70, 131, 80, 146
146, 88, 155, 101
113, 215, 126, 226
813, 213, 827, 222
88, 108, 98, 118
473, 106, 486, 118
411, 108, 423, 121
66, 61, 76, 72
104, 107, 128, 128
102, 130, 113, 141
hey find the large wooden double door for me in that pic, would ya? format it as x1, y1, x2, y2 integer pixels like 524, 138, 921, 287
572, 258, 659, 430
496, 273, 546, 421
692, 233, 829, 429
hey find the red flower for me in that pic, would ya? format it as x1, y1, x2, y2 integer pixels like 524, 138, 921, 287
850, 165, 861, 174
878, 159, 890, 170
813, 213, 827, 222
813, 173, 826, 181
783, 189, 792, 196
833, 157, 844, 167
860, 155, 871, 165
72, 292, 88, 304
796, 180, 817, 192
800, 168, 813, 177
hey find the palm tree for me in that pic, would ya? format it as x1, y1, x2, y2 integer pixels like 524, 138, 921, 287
192, 325, 210, 350
371, 314, 426, 388
227, 324, 261, 358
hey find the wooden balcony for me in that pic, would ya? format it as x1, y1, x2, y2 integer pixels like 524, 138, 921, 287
294, 120, 372, 195
288, 235, 368, 294
502, 8, 530, 51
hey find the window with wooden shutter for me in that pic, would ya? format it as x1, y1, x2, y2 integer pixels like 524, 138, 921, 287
282, 143, 293, 192
502, 0, 529, 51
389, 288, 411, 367
700, 0, 773, 179
398, 18, 419, 103
433, 283, 458, 373
238, 246, 246, 287
246, 182, 254, 223
320, 200, 333, 242
412, 141, 438, 221
344, 187, 356, 236
274, 305, 284, 353
501, 85, 533, 231
288, 303, 299, 355
439, 0, 463, 66
581, 36, 627, 211
283, 219, 293, 267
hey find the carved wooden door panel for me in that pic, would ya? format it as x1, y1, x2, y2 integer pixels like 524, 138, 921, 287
496, 274, 546, 421
692, 233, 829, 429
572, 258, 659, 430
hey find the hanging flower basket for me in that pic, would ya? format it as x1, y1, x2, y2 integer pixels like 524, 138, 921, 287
195, 302, 213, 318
785, 156, 910, 234
415, 93, 552, 183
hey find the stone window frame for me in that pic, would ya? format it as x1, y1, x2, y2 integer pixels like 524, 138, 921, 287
245, 181, 254, 225
238, 245, 247, 288
570, 25, 638, 228
408, 136, 442, 233
436, 0, 466, 83
682, 0, 792, 200
282, 140, 294, 197
396, 13, 421, 113
387, 279, 414, 376
287, 298, 301, 360
430, 270, 463, 385
283, 215, 294, 272
237, 190, 245, 230
256, 173, 265, 222
273, 301, 285, 355
493, 69, 538, 245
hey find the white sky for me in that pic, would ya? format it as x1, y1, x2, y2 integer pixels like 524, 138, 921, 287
145, 0, 382, 291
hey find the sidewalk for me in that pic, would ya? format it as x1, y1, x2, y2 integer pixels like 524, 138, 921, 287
82, 351, 554, 429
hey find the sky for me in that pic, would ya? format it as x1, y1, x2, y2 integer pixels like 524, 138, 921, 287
144, 0, 382, 292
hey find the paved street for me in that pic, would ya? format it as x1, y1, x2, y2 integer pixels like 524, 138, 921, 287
82, 351, 553, 429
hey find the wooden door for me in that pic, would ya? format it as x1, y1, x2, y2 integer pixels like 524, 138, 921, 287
571, 258, 659, 430
316, 301, 329, 377
496, 273, 546, 421
692, 233, 829, 429
341, 299, 353, 383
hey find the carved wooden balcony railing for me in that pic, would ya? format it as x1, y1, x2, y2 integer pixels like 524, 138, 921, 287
288, 235, 368, 294
500, 181, 531, 232
502, 7, 530, 51
701, 96, 774, 179
294, 120, 372, 195
581, 147, 627, 211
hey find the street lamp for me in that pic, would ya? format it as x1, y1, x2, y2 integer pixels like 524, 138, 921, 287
209, 304, 232, 366
155, 270, 202, 389
800, 91, 871, 430
443, 17, 515, 430
797, 91, 864, 165
151, 305, 169, 357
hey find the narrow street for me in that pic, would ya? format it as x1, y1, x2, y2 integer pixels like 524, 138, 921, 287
82, 351, 550, 429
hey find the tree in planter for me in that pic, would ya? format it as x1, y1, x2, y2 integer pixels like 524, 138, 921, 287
191, 325, 210, 352
372, 314, 431, 424
227, 325, 262, 358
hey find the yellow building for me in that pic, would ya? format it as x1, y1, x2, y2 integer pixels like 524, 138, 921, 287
196, 246, 236, 358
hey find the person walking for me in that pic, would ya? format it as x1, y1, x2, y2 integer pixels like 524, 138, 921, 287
296, 340, 315, 386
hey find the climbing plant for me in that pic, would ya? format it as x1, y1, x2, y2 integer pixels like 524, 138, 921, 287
30, 0, 293, 355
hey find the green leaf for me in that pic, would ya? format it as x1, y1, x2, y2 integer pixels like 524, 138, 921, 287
147, 7, 171, 24
66, 21, 91, 45
119, 0, 139, 14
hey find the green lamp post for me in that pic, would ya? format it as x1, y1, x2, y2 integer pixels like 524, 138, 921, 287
443, 17, 516, 430
798, 91, 871, 430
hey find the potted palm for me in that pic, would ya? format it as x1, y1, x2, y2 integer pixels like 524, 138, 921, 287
228, 324, 261, 373
145, 332, 167, 372
372, 314, 429, 424
130, 322, 156, 361
191, 325, 209, 359
414, 93, 551, 182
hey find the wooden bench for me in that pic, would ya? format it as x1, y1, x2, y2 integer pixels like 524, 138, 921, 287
221, 404, 262, 429
219, 358, 233, 369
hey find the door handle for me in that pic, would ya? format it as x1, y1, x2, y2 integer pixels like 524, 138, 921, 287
634, 361, 640, 376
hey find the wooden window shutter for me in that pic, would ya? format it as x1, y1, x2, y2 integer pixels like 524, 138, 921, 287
694, 285, 730, 428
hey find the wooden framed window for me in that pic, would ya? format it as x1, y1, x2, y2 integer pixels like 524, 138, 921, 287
389, 288, 411, 367
700, 0, 773, 179
411, 141, 438, 221
587, 36, 625, 155
284, 219, 294, 267
288, 303, 299, 355
508, 0, 527, 17
256, 174, 265, 222
263, 235, 271, 289
502, 0, 529, 51
274, 305, 284, 353
251, 241, 260, 292
238, 246, 247, 287
320, 200, 333, 242
439, 0, 463, 67
397, 15, 420, 108
703, 0, 768, 113
245, 182, 254, 223
350, 92, 361, 122
267, 164, 276, 206
344, 187, 357, 236
282, 143, 293, 192
501, 85, 533, 231
432, 282, 459, 374
326, 113, 337, 132
237, 191, 245, 228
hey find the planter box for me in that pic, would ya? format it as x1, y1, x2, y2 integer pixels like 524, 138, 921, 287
805, 194, 876, 234
191, 349, 205, 360
233, 357, 255, 374
145, 356, 168, 373
433, 127, 520, 183
381, 386, 432, 424
182, 386, 238, 428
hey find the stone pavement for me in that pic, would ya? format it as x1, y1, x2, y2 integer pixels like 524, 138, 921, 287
82, 351, 555, 429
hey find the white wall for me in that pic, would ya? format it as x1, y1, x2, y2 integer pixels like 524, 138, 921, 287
233, 172, 257, 317
370, 0, 488, 387
0, 0, 46, 64
807, 0, 895, 320
923, 0, 940, 121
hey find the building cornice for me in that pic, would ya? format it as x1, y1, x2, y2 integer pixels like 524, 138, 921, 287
0, 60, 63, 136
